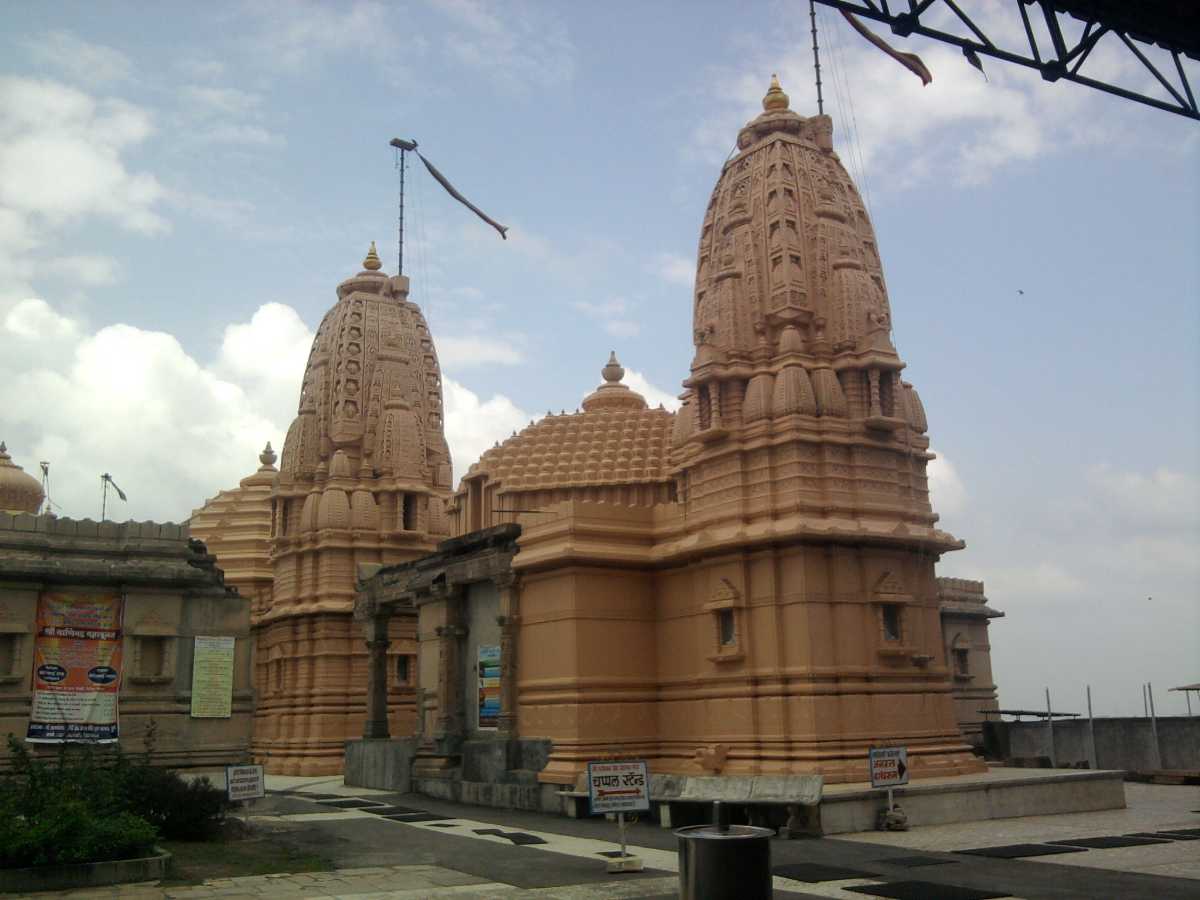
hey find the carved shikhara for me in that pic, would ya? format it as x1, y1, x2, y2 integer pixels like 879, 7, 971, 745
250, 252, 452, 775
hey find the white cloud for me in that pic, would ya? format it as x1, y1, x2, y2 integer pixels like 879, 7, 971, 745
655, 253, 695, 287
1, 300, 282, 522
42, 255, 120, 286
942, 461, 1199, 715
1084, 464, 1199, 531
623, 369, 681, 412
26, 32, 133, 84
183, 86, 261, 117
214, 302, 314, 427
927, 452, 966, 519
176, 58, 226, 81
430, 0, 575, 93
442, 376, 530, 483
573, 297, 641, 338
0, 296, 531, 517
684, 5, 1159, 189
0, 77, 166, 234
438, 335, 523, 368
178, 85, 281, 146
246, 1, 422, 74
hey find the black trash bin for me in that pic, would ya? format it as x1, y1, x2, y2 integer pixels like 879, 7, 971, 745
675, 802, 773, 900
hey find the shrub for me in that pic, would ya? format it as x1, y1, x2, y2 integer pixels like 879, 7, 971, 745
0, 734, 231, 868
120, 766, 229, 840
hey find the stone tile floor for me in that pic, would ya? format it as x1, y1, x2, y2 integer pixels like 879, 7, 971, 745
27, 866, 683, 899
22, 778, 1199, 899
835, 782, 1200, 880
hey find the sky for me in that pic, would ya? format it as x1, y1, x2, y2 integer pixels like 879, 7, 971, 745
1, 1, 1196, 718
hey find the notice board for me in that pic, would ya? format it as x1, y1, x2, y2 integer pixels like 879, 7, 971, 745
190, 635, 236, 718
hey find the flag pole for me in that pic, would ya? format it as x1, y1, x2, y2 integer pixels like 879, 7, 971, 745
810, 0, 825, 115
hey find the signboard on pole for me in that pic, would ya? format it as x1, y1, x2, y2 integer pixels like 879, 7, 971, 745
869, 746, 909, 788
27, 592, 124, 743
477, 644, 500, 729
226, 764, 265, 802
191, 635, 236, 718
587, 760, 650, 814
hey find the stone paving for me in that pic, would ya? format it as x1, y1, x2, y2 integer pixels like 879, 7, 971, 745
21, 777, 1200, 899
836, 782, 1200, 880
27, 867, 682, 899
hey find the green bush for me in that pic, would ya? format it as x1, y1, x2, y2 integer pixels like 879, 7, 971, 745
0, 734, 231, 868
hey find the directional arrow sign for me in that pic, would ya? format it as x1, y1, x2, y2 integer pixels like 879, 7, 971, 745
869, 746, 910, 788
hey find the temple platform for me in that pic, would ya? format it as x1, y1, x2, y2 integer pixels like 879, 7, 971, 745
819, 764, 1126, 834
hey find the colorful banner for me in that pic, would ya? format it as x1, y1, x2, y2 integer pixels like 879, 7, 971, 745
27, 592, 123, 743
190, 635, 236, 718
477, 644, 501, 729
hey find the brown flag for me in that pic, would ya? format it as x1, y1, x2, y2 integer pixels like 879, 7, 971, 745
417, 152, 509, 240
841, 10, 933, 86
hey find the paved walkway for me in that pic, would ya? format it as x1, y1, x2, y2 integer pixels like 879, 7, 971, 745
836, 782, 1200, 880
24, 776, 1200, 899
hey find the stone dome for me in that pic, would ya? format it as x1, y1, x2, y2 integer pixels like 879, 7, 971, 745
0, 442, 44, 515
466, 354, 672, 492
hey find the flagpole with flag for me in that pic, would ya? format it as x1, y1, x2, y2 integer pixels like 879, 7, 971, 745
101, 473, 127, 522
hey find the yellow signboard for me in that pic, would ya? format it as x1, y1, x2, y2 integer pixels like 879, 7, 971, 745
190, 635, 235, 718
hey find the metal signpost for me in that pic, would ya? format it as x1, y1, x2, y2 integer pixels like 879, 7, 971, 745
868, 746, 909, 824
587, 759, 649, 873
226, 763, 265, 825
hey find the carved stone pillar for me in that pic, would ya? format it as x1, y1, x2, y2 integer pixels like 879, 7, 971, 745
434, 585, 465, 739
494, 573, 521, 738
357, 596, 392, 740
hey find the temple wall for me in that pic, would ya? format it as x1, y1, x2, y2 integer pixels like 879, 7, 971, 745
647, 543, 975, 784
252, 611, 416, 775
518, 566, 658, 783
512, 538, 978, 787
0, 515, 252, 769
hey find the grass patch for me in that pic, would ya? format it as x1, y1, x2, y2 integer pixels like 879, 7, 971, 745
161, 833, 334, 885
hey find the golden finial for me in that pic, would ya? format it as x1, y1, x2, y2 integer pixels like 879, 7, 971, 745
363, 241, 382, 271
763, 73, 790, 112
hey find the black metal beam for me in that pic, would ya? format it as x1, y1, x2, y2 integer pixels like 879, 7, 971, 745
814, 0, 1199, 121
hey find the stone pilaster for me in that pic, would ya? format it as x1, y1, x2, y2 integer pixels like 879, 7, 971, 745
433, 585, 465, 739
494, 573, 521, 738
358, 595, 393, 740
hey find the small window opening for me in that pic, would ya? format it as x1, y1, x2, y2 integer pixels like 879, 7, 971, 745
718, 609, 736, 646
402, 493, 417, 530
396, 655, 411, 684
0, 634, 17, 676
954, 648, 970, 677
139, 637, 168, 677
881, 605, 902, 642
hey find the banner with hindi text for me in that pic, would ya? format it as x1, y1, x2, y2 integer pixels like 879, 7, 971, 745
27, 592, 123, 743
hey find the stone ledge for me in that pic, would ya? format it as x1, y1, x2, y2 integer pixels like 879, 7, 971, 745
0, 848, 170, 893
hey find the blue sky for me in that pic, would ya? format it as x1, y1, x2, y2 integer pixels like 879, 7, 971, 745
1, 1, 1196, 717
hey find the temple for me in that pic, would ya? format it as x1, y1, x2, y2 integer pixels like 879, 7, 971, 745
341, 77, 986, 808
185, 78, 1004, 797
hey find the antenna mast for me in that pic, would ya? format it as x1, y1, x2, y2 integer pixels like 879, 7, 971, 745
810, 0, 825, 115
390, 138, 418, 276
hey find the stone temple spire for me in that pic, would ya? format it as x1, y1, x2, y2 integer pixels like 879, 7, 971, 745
261, 244, 452, 774
672, 75, 948, 539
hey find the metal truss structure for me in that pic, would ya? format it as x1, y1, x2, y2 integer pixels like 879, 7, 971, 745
814, 1, 1200, 121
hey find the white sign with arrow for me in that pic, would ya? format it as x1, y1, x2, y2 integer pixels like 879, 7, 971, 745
869, 746, 909, 788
